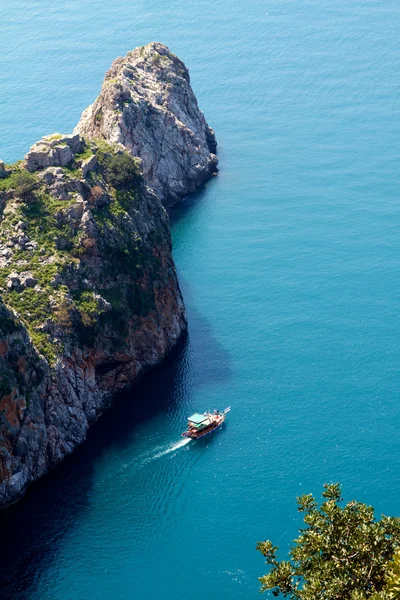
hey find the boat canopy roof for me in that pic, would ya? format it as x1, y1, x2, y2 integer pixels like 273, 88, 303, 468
188, 413, 208, 424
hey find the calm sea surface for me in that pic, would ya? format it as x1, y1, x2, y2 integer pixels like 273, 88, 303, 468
1, 0, 400, 598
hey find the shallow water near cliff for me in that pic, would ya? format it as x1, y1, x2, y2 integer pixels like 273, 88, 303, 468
1, 0, 400, 598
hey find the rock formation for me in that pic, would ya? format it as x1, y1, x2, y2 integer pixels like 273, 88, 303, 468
0, 42, 217, 508
75, 42, 218, 205
0, 124, 190, 507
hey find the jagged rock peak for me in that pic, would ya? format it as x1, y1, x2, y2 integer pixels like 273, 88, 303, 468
75, 42, 218, 205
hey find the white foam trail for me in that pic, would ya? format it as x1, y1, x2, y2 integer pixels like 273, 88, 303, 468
150, 437, 192, 460
164, 437, 192, 453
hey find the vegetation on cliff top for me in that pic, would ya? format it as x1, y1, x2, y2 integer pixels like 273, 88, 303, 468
257, 484, 400, 599
0, 139, 157, 363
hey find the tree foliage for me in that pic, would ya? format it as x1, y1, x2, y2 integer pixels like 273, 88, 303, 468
374, 552, 400, 599
12, 170, 37, 199
105, 152, 140, 190
257, 484, 400, 599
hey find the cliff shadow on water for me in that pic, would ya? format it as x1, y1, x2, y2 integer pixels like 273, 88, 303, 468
0, 294, 231, 600
168, 179, 215, 226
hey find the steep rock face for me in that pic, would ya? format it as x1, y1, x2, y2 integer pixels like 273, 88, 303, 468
0, 302, 49, 503
75, 42, 218, 205
0, 134, 186, 508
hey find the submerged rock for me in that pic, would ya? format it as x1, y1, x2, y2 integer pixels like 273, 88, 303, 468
75, 42, 218, 205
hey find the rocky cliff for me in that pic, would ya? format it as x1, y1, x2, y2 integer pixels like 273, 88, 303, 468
0, 42, 217, 508
75, 42, 218, 205
0, 128, 188, 507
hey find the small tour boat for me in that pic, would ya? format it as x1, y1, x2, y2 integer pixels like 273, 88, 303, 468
182, 407, 231, 439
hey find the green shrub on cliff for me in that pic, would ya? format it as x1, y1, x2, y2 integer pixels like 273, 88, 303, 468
257, 484, 400, 599
105, 152, 141, 190
10, 170, 37, 199
0, 168, 36, 197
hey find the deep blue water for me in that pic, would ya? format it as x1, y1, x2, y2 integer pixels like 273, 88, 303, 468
1, 0, 400, 598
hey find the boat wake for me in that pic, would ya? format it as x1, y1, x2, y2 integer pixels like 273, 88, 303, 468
150, 437, 192, 460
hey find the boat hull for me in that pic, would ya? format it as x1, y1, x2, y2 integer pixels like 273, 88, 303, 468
182, 407, 230, 439
182, 419, 225, 440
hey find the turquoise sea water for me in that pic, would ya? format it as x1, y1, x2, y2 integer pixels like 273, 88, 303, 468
1, 0, 400, 598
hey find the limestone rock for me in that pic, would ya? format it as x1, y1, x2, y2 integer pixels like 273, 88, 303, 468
81, 154, 98, 178
6, 273, 21, 290
25, 134, 83, 172
39, 166, 83, 200
0, 160, 8, 179
0, 136, 187, 509
75, 42, 218, 205
6, 271, 37, 291
24, 147, 55, 172
53, 144, 73, 167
